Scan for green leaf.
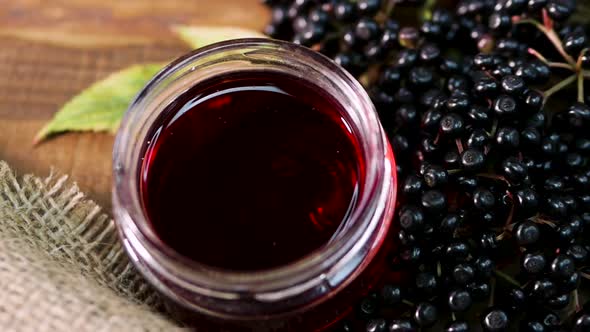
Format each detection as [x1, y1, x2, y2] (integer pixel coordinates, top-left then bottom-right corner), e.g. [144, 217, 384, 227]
[35, 63, 164, 143]
[172, 25, 266, 49]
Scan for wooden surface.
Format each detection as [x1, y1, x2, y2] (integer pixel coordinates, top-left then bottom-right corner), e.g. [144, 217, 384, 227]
[0, 1, 269, 210]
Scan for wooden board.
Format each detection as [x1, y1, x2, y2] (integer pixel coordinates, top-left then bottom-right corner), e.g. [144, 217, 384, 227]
[0, 1, 269, 210]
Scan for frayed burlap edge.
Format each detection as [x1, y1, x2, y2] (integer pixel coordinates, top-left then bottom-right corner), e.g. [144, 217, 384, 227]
[0, 161, 181, 331]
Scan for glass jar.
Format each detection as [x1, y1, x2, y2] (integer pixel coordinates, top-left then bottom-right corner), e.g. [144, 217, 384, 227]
[112, 39, 398, 331]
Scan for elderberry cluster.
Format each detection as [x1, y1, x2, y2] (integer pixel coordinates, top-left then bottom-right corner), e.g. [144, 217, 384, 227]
[263, 0, 589, 331]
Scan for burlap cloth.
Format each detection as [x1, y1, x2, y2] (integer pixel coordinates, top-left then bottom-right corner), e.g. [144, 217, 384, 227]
[0, 161, 182, 331]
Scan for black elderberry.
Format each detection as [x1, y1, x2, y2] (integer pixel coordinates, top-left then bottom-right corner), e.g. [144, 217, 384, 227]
[543, 176, 565, 192]
[446, 242, 471, 262]
[446, 92, 471, 112]
[564, 30, 587, 56]
[358, 296, 379, 319]
[444, 150, 461, 168]
[559, 271, 580, 292]
[520, 320, 545, 332]
[391, 134, 410, 155]
[452, 263, 475, 285]
[445, 321, 470, 332]
[473, 76, 500, 98]
[354, 17, 381, 42]
[389, 319, 417, 332]
[402, 175, 424, 196]
[366, 318, 387, 332]
[457, 175, 479, 192]
[493, 94, 518, 118]
[424, 165, 448, 187]
[440, 57, 461, 74]
[492, 63, 513, 79]
[378, 67, 401, 90]
[515, 221, 541, 246]
[333, 51, 366, 76]
[501, 156, 527, 183]
[489, 12, 512, 34]
[414, 302, 438, 327]
[409, 66, 434, 88]
[566, 244, 588, 264]
[468, 281, 491, 301]
[395, 87, 415, 104]
[440, 214, 462, 235]
[380, 26, 399, 50]
[394, 49, 418, 70]
[479, 232, 499, 251]
[514, 63, 539, 84]
[547, 293, 570, 310]
[496, 38, 523, 55]
[415, 272, 438, 296]
[398, 229, 416, 246]
[461, 149, 486, 170]
[380, 284, 402, 306]
[522, 251, 546, 274]
[550, 254, 575, 278]
[467, 105, 492, 126]
[481, 308, 509, 332]
[495, 126, 520, 149]
[448, 289, 472, 312]
[473, 188, 496, 211]
[546, 0, 575, 21]
[473, 53, 495, 70]
[399, 205, 425, 232]
[538, 310, 562, 329]
[574, 314, 590, 331]
[419, 43, 441, 63]
[529, 278, 557, 300]
[357, 0, 381, 16]
[421, 189, 447, 213]
[421, 137, 440, 156]
[447, 75, 471, 94]
[440, 113, 465, 137]
[467, 128, 490, 148]
[504, 287, 527, 312]
[520, 127, 541, 147]
[421, 21, 442, 41]
[567, 102, 590, 129]
[474, 256, 494, 278]
[502, 75, 527, 98]
[526, 111, 545, 128]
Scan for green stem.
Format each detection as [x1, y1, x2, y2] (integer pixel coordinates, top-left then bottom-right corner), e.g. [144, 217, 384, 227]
[420, 0, 437, 21]
[517, 19, 576, 67]
[578, 73, 584, 103]
[580, 271, 590, 280]
[543, 74, 577, 101]
[489, 277, 496, 307]
[577, 48, 589, 71]
[489, 118, 498, 137]
[384, 0, 396, 18]
[494, 270, 522, 288]
[528, 48, 574, 71]
[402, 299, 415, 307]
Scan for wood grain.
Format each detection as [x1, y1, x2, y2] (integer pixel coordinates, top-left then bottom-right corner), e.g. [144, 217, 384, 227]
[0, 0, 269, 210]
[0, 0, 269, 47]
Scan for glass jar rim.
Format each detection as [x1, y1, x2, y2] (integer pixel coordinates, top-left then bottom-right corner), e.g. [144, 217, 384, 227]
[113, 38, 396, 296]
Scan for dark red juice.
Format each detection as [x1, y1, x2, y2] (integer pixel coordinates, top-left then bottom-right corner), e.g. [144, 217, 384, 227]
[140, 71, 362, 271]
